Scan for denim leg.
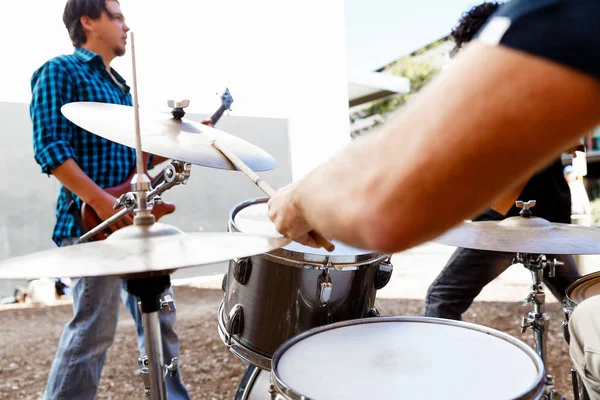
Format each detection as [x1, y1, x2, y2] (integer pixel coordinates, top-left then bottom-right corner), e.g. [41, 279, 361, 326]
[43, 276, 122, 400]
[424, 247, 515, 320]
[120, 282, 145, 355]
[121, 284, 190, 400]
[542, 254, 581, 302]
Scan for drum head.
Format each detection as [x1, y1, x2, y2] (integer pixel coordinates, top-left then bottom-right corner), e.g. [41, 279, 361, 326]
[567, 271, 600, 305]
[272, 317, 544, 400]
[231, 199, 379, 263]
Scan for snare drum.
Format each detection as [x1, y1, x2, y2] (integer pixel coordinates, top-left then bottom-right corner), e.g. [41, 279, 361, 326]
[563, 271, 600, 343]
[218, 198, 393, 370]
[270, 317, 546, 400]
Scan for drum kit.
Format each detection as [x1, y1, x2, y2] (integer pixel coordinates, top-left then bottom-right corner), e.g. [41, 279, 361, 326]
[4, 34, 600, 400]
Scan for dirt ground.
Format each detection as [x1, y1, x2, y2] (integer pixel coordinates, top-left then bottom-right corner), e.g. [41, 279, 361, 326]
[0, 286, 576, 399]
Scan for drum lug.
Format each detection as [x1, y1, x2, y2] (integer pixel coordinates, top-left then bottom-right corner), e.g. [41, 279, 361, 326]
[226, 304, 244, 345]
[563, 303, 572, 344]
[317, 268, 333, 306]
[374, 258, 393, 290]
[234, 258, 252, 285]
[367, 307, 380, 317]
[221, 272, 228, 292]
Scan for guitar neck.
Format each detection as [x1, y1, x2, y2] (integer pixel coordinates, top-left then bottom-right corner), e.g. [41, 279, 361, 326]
[210, 105, 227, 125]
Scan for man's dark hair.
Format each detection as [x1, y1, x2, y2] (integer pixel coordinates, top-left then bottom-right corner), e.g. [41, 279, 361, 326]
[451, 2, 501, 49]
[63, 0, 117, 47]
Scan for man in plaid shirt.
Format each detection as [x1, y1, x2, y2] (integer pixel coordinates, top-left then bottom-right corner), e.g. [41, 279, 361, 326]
[30, 1, 190, 398]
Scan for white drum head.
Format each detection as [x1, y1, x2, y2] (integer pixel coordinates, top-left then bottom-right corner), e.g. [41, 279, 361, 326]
[233, 201, 372, 258]
[274, 318, 543, 400]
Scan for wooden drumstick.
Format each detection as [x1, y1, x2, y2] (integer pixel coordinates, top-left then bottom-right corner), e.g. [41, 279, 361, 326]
[212, 140, 335, 252]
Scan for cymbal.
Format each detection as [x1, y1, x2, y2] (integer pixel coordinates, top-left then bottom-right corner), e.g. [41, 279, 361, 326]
[433, 215, 600, 255]
[0, 223, 290, 280]
[61, 102, 276, 171]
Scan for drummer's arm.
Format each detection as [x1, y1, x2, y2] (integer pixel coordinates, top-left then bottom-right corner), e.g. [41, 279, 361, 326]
[294, 43, 600, 252]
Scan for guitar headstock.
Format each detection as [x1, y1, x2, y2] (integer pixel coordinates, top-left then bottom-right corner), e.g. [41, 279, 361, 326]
[220, 88, 234, 111]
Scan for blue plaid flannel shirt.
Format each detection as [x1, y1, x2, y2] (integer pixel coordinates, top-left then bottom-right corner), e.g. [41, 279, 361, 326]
[30, 47, 150, 246]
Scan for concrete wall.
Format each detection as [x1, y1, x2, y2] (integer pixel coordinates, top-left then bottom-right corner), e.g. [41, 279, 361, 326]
[0, 101, 291, 296]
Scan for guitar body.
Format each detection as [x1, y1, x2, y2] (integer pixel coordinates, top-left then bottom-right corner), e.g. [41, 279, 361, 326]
[80, 88, 234, 241]
[81, 166, 176, 241]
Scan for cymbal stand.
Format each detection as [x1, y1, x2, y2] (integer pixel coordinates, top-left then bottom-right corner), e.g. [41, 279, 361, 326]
[126, 276, 178, 400]
[513, 252, 565, 400]
[85, 32, 183, 400]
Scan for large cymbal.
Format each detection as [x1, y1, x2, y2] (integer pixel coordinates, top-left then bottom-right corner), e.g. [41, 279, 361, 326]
[433, 215, 600, 255]
[61, 102, 276, 171]
[0, 223, 289, 280]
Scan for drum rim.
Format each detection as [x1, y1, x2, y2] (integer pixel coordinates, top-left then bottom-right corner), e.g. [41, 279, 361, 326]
[270, 316, 547, 400]
[565, 270, 600, 308]
[229, 198, 384, 264]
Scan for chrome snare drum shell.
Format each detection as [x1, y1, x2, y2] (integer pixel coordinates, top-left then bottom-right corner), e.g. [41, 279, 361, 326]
[219, 198, 393, 370]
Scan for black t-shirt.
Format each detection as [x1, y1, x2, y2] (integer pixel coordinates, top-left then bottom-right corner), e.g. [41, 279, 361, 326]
[476, 158, 571, 223]
[507, 158, 571, 223]
[471, 0, 599, 223]
[477, 0, 600, 80]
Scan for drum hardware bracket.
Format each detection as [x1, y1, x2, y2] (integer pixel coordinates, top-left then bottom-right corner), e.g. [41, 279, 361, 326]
[544, 374, 567, 400]
[317, 264, 333, 306]
[374, 257, 393, 290]
[160, 295, 176, 312]
[165, 357, 179, 378]
[562, 308, 572, 344]
[367, 307, 380, 317]
[234, 258, 252, 285]
[138, 363, 152, 397]
[226, 304, 245, 344]
[79, 159, 192, 243]
[221, 273, 228, 292]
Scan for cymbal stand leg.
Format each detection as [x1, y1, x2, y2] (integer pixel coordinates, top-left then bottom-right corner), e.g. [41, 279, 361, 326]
[126, 276, 172, 400]
[515, 253, 565, 399]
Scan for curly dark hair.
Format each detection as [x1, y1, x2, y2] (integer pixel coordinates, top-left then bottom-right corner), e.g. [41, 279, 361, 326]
[63, 0, 117, 47]
[451, 2, 502, 49]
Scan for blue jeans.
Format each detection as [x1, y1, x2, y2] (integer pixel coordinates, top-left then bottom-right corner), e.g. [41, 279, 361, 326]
[43, 238, 190, 400]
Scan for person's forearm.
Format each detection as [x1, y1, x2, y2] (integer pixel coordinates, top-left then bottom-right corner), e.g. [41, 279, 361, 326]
[296, 43, 600, 253]
[50, 159, 106, 208]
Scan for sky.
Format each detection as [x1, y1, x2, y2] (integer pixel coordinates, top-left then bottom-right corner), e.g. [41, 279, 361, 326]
[345, 0, 482, 73]
[0, 0, 481, 118]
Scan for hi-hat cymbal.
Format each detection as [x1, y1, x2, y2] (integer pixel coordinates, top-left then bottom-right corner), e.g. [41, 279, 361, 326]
[61, 102, 276, 171]
[0, 223, 289, 280]
[433, 215, 600, 255]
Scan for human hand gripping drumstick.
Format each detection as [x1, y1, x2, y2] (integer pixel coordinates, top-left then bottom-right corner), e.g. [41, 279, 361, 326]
[212, 140, 335, 252]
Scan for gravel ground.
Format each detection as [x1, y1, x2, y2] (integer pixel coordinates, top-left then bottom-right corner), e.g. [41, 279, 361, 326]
[0, 286, 576, 399]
